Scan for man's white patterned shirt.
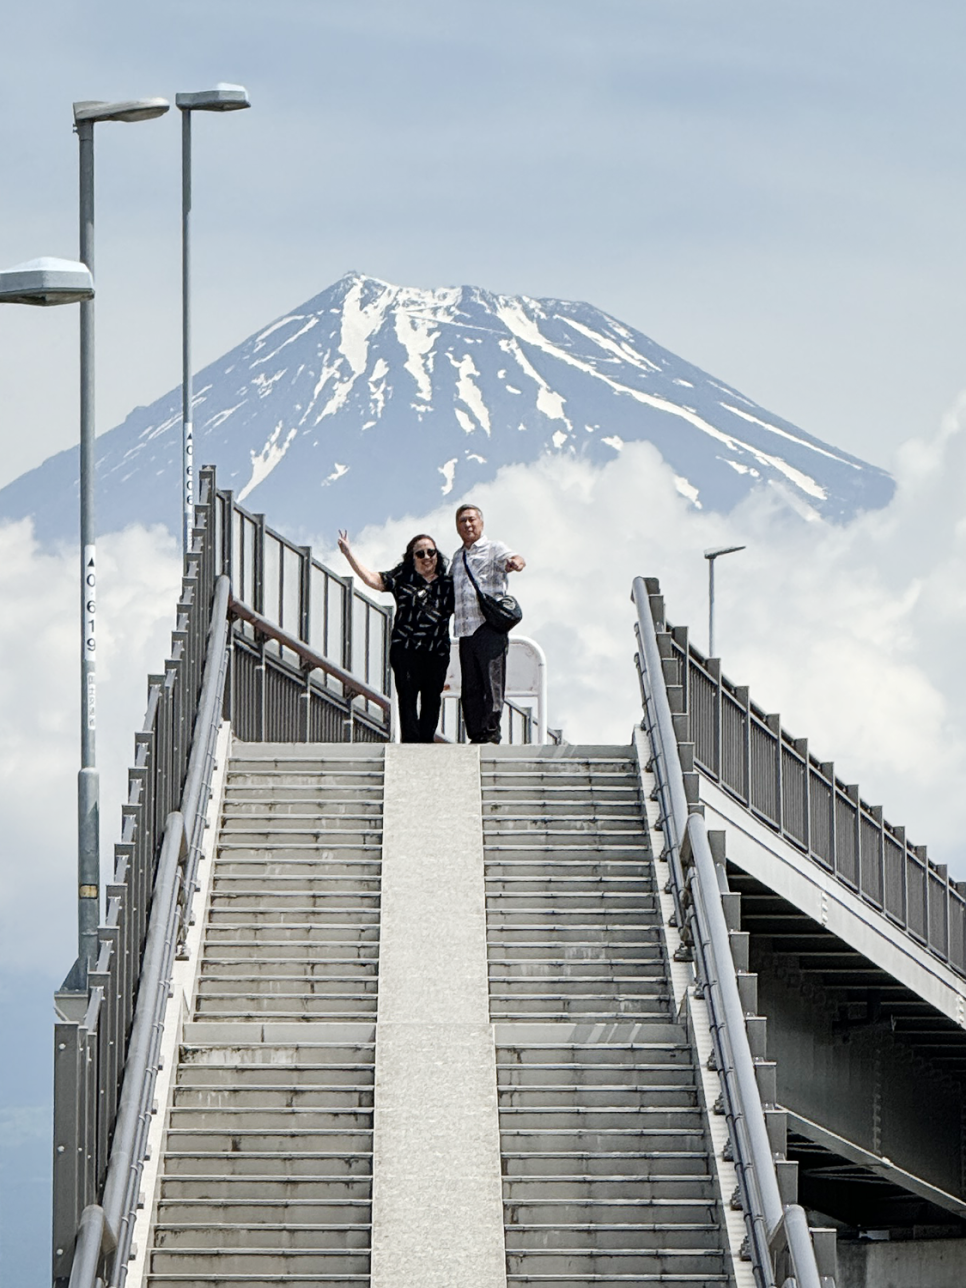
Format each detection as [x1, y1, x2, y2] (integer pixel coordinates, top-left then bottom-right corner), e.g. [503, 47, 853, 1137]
[452, 536, 513, 637]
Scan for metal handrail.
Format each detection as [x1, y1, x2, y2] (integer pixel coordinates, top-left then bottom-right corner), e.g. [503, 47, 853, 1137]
[229, 592, 391, 712]
[633, 575, 825, 1288]
[66, 577, 231, 1288]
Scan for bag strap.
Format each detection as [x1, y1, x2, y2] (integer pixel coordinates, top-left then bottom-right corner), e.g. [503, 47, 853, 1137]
[462, 549, 490, 613]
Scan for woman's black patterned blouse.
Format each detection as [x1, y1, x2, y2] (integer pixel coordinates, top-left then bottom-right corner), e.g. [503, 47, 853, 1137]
[380, 564, 454, 658]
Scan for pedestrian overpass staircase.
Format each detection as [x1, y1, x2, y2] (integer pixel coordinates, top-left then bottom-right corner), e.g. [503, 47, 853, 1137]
[135, 742, 748, 1286]
[51, 469, 966, 1288]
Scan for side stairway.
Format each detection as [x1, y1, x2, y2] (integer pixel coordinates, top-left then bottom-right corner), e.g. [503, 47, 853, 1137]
[483, 747, 736, 1286]
[144, 743, 384, 1287]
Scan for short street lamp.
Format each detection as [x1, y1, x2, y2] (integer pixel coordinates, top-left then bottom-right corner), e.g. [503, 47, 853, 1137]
[0, 256, 93, 982]
[0, 257, 93, 305]
[176, 84, 250, 553]
[704, 544, 746, 659]
[70, 95, 169, 981]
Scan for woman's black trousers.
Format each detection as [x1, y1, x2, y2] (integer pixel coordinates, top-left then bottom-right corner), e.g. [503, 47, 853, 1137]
[390, 643, 449, 743]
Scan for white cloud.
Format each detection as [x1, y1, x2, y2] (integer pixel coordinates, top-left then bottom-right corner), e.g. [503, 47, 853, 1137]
[0, 523, 181, 973]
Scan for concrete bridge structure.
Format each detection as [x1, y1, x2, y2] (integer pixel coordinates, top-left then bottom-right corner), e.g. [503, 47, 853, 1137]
[51, 469, 966, 1288]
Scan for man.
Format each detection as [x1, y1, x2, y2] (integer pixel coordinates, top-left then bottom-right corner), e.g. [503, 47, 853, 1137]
[452, 504, 526, 743]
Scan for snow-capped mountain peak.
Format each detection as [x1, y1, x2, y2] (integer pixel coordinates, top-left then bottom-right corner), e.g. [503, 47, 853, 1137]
[0, 271, 894, 542]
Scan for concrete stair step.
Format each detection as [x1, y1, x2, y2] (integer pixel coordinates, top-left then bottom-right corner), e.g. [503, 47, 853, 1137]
[193, 1004, 377, 1021]
[164, 1129, 372, 1153]
[200, 960, 378, 978]
[487, 876, 654, 893]
[226, 766, 383, 780]
[490, 1000, 669, 1020]
[489, 977, 667, 996]
[147, 1274, 369, 1288]
[163, 1153, 372, 1177]
[214, 861, 381, 878]
[213, 873, 381, 890]
[217, 834, 382, 850]
[500, 1108, 705, 1132]
[222, 800, 382, 816]
[180, 1042, 373, 1063]
[168, 1107, 372, 1131]
[484, 825, 646, 840]
[152, 1223, 370, 1250]
[215, 845, 381, 860]
[149, 1249, 370, 1275]
[481, 789, 640, 804]
[486, 921, 658, 939]
[487, 891, 654, 907]
[487, 864, 652, 880]
[489, 941, 662, 960]
[504, 1249, 728, 1276]
[483, 802, 643, 817]
[206, 909, 380, 926]
[202, 928, 379, 947]
[502, 1153, 711, 1178]
[485, 845, 650, 859]
[196, 977, 378, 996]
[505, 1200, 719, 1224]
[499, 1088, 697, 1110]
[157, 1200, 371, 1224]
[500, 1130, 710, 1153]
[177, 1067, 374, 1089]
[497, 1067, 695, 1089]
[160, 1177, 371, 1200]
[222, 785, 382, 802]
[505, 1224, 722, 1251]
[504, 1277, 728, 1287]
[496, 1044, 692, 1066]
[503, 1177, 717, 1202]
[490, 970, 666, 987]
[172, 1087, 373, 1109]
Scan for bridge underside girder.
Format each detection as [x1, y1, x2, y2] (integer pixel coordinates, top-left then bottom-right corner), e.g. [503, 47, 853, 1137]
[727, 863, 966, 1237]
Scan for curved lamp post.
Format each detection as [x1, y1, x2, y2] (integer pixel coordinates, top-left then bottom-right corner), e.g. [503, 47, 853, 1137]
[704, 544, 746, 659]
[69, 96, 169, 981]
[175, 84, 250, 553]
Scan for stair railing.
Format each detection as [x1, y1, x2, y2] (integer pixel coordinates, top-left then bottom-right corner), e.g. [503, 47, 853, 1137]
[633, 575, 829, 1288]
[63, 574, 230, 1288]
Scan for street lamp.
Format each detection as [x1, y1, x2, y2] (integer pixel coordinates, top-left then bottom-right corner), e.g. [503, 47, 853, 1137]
[0, 256, 94, 983]
[71, 96, 170, 981]
[704, 544, 746, 658]
[0, 257, 93, 305]
[175, 84, 250, 553]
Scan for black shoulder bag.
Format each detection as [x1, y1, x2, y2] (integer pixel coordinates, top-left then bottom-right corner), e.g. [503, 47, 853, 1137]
[462, 550, 522, 634]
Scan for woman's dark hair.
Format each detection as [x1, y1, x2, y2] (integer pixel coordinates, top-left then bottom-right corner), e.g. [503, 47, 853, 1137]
[401, 533, 447, 576]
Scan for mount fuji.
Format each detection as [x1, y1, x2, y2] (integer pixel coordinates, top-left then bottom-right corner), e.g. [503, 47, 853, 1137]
[0, 272, 894, 543]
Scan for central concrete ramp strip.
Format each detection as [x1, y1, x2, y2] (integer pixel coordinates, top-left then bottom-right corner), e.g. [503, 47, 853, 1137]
[372, 744, 507, 1288]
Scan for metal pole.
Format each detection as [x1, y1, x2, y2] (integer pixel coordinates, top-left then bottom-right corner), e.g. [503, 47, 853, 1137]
[181, 108, 193, 554]
[77, 120, 99, 978]
[708, 555, 715, 658]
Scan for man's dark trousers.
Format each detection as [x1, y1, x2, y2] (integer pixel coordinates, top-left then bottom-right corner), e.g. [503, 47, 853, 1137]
[459, 624, 507, 743]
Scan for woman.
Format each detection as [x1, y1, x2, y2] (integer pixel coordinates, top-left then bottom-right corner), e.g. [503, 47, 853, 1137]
[338, 530, 454, 743]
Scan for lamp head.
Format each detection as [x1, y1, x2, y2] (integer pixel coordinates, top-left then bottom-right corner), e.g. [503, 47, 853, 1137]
[176, 84, 250, 112]
[704, 545, 746, 561]
[0, 258, 94, 306]
[73, 98, 170, 124]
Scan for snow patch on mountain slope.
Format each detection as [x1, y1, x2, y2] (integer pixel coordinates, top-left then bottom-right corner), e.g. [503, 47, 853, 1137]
[238, 423, 298, 502]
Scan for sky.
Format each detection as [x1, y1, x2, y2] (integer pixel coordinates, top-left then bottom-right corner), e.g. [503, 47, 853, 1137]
[3, 2, 966, 1283]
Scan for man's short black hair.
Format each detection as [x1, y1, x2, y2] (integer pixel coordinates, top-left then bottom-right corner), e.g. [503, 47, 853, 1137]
[456, 503, 483, 521]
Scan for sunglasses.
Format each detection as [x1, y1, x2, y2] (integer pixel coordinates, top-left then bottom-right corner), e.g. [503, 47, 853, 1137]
[414, 547, 437, 559]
